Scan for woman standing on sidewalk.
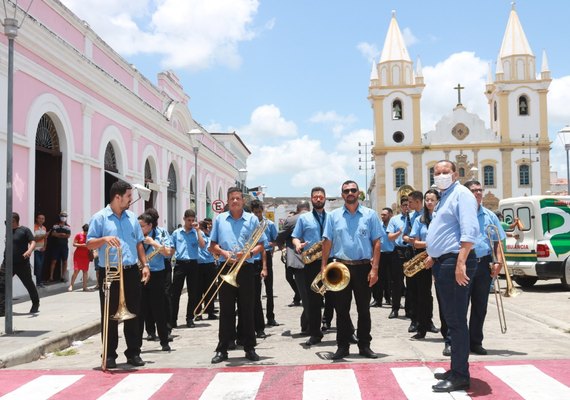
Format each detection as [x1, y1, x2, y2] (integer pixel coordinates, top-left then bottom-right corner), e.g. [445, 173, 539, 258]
[69, 224, 90, 291]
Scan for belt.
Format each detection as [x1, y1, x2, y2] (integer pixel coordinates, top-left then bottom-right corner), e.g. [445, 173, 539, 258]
[123, 263, 138, 270]
[336, 259, 370, 266]
[432, 251, 475, 263]
[176, 259, 195, 265]
[476, 254, 492, 263]
[395, 245, 412, 250]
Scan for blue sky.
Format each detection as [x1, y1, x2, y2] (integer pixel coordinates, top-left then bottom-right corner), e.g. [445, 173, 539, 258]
[61, 0, 570, 198]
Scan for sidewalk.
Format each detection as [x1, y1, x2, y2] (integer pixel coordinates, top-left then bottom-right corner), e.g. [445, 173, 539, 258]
[0, 282, 100, 368]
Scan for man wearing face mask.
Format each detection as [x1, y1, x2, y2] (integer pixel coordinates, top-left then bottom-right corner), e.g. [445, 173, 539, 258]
[47, 211, 71, 283]
[425, 160, 479, 393]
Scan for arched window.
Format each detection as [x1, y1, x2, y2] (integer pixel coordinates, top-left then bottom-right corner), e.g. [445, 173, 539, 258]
[459, 167, 465, 178]
[518, 95, 529, 116]
[167, 164, 177, 232]
[483, 165, 495, 187]
[392, 99, 403, 120]
[144, 159, 155, 209]
[429, 167, 435, 187]
[493, 101, 497, 122]
[519, 164, 530, 186]
[395, 167, 406, 188]
[36, 114, 60, 153]
[104, 143, 118, 173]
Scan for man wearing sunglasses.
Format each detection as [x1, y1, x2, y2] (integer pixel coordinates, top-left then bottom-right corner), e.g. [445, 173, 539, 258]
[321, 180, 383, 360]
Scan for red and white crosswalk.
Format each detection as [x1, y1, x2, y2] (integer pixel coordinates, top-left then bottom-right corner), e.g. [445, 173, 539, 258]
[1, 360, 569, 399]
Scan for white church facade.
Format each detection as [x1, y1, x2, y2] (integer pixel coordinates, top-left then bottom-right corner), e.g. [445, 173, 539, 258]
[368, 5, 551, 211]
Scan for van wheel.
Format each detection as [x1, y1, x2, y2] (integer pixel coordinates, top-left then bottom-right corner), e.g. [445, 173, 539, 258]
[514, 277, 538, 288]
[561, 259, 570, 291]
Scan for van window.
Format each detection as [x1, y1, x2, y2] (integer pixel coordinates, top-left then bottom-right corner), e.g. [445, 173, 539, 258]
[503, 208, 515, 231]
[517, 207, 531, 231]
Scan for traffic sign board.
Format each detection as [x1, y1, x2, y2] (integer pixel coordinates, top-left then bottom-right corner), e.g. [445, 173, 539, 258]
[212, 199, 225, 213]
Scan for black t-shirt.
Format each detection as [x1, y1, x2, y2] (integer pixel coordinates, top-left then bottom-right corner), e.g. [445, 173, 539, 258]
[51, 223, 71, 247]
[7, 226, 34, 265]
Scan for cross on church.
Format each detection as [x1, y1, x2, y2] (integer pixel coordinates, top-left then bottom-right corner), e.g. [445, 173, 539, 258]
[454, 83, 464, 106]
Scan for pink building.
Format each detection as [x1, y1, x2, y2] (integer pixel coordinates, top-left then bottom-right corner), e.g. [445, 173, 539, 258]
[0, 0, 249, 288]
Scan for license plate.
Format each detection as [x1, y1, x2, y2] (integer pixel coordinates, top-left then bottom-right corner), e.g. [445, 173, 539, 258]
[512, 268, 525, 276]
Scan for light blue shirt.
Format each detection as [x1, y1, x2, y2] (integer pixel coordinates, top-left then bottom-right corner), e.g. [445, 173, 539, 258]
[380, 221, 395, 252]
[264, 219, 278, 251]
[387, 211, 417, 247]
[410, 212, 430, 242]
[171, 227, 200, 261]
[210, 211, 264, 263]
[87, 205, 144, 266]
[198, 233, 215, 264]
[473, 206, 506, 258]
[322, 204, 382, 260]
[426, 181, 480, 258]
[144, 226, 172, 271]
[292, 210, 326, 248]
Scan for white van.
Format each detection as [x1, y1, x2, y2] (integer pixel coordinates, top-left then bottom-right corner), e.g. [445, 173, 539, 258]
[499, 195, 570, 290]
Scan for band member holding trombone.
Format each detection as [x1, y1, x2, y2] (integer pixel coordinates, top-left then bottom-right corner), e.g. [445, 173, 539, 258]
[208, 187, 265, 364]
[321, 180, 382, 360]
[87, 180, 150, 369]
[464, 180, 506, 355]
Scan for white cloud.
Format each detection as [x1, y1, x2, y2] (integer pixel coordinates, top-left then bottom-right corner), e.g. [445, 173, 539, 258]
[309, 111, 357, 137]
[61, 0, 262, 70]
[548, 75, 570, 128]
[421, 51, 489, 131]
[357, 42, 378, 62]
[402, 27, 418, 47]
[239, 104, 298, 141]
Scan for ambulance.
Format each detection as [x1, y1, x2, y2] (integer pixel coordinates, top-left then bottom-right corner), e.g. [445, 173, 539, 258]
[499, 196, 570, 290]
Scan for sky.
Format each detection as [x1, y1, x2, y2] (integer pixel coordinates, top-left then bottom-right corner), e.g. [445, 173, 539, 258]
[59, 0, 570, 198]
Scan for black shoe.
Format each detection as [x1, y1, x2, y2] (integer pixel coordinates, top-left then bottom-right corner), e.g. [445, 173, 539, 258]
[29, 304, 39, 314]
[305, 336, 322, 346]
[434, 370, 452, 380]
[256, 331, 267, 339]
[126, 355, 145, 367]
[321, 321, 331, 332]
[388, 310, 398, 319]
[411, 332, 426, 340]
[194, 315, 203, 321]
[432, 378, 470, 392]
[369, 300, 380, 307]
[408, 322, 418, 333]
[471, 345, 488, 355]
[145, 334, 157, 341]
[161, 344, 171, 351]
[288, 301, 301, 307]
[331, 347, 349, 360]
[349, 333, 358, 344]
[266, 319, 279, 326]
[187, 320, 195, 328]
[358, 347, 378, 359]
[208, 314, 218, 320]
[428, 322, 440, 334]
[442, 344, 452, 357]
[245, 349, 260, 361]
[211, 352, 228, 364]
[104, 358, 117, 369]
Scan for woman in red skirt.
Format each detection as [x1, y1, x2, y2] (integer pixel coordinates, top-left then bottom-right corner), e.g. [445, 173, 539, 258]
[69, 224, 91, 291]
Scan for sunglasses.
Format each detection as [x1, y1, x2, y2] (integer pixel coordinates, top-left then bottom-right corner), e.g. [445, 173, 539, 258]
[342, 188, 358, 194]
[470, 189, 483, 193]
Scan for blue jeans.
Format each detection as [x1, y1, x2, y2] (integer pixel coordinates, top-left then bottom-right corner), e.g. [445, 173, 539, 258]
[34, 250, 45, 285]
[432, 253, 477, 380]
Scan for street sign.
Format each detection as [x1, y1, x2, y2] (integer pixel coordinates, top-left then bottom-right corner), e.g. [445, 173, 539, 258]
[212, 199, 225, 213]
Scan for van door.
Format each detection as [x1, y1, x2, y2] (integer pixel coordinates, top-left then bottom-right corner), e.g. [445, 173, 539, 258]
[502, 203, 537, 281]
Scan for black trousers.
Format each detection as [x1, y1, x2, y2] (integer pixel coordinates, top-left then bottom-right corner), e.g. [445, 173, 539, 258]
[98, 266, 142, 360]
[253, 260, 265, 332]
[304, 260, 324, 338]
[293, 268, 309, 331]
[373, 251, 393, 303]
[215, 263, 256, 353]
[264, 250, 275, 321]
[332, 263, 372, 349]
[170, 260, 199, 325]
[196, 262, 217, 315]
[285, 264, 301, 303]
[390, 249, 406, 311]
[140, 269, 169, 345]
[412, 267, 433, 333]
[163, 259, 173, 327]
[0, 261, 40, 312]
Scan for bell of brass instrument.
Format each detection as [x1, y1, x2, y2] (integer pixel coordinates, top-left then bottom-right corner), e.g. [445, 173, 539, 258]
[102, 246, 136, 371]
[402, 250, 428, 278]
[311, 260, 350, 296]
[302, 240, 323, 264]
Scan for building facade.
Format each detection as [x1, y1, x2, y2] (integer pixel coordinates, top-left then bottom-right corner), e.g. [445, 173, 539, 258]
[368, 6, 551, 212]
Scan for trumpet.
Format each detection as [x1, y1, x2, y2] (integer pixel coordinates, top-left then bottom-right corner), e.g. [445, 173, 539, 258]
[102, 246, 136, 371]
[403, 251, 428, 277]
[311, 260, 350, 296]
[193, 219, 268, 318]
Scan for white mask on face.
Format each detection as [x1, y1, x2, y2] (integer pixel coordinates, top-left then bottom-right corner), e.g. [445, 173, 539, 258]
[434, 173, 453, 190]
[60, 217, 67, 222]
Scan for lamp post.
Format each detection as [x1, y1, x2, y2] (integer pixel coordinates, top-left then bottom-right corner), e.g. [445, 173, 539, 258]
[238, 168, 248, 192]
[358, 141, 374, 200]
[188, 128, 202, 214]
[558, 126, 570, 194]
[2, 0, 35, 334]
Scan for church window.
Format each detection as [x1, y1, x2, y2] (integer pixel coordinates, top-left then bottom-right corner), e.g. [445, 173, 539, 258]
[395, 168, 406, 188]
[392, 65, 400, 85]
[483, 165, 495, 187]
[516, 59, 525, 80]
[519, 165, 530, 186]
[392, 131, 404, 143]
[392, 99, 403, 120]
[459, 167, 465, 178]
[493, 101, 497, 122]
[429, 167, 434, 187]
[518, 95, 529, 116]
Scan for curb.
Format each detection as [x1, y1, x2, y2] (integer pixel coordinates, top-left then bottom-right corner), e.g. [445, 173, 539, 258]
[0, 320, 100, 369]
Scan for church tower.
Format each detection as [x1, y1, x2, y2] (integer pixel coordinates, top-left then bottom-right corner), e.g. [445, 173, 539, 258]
[485, 3, 551, 197]
[369, 11, 424, 208]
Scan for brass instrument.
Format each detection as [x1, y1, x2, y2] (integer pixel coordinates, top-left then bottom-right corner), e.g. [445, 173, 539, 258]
[302, 240, 323, 264]
[403, 251, 428, 278]
[396, 185, 414, 212]
[137, 245, 163, 269]
[102, 246, 136, 371]
[193, 219, 268, 318]
[311, 260, 350, 296]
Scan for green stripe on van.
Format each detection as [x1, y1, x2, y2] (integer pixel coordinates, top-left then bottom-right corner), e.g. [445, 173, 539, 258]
[504, 253, 537, 262]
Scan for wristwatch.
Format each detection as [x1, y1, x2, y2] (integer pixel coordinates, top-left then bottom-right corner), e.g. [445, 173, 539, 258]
[249, 250, 254, 258]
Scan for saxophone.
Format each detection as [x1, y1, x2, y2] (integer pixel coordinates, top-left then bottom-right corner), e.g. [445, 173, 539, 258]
[402, 250, 428, 277]
[301, 240, 323, 264]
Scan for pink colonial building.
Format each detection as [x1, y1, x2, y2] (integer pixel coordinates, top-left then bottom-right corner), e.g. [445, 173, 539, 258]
[0, 0, 249, 288]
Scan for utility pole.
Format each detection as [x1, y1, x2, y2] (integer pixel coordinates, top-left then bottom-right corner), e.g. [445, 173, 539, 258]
[358, 141, 374, 200]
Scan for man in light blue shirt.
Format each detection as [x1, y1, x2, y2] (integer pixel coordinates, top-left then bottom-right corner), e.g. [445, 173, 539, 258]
[321, 180, 382, 360]
[425, 160, 479, 393]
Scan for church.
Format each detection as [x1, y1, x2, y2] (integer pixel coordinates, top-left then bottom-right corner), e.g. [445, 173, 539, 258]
[368, 5, 551, 211]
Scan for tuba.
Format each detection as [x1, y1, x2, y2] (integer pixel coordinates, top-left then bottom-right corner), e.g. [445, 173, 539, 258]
[396, 185, 414, 212]
[402, 250, 428, 277]
[301, 240, 323, 264]
[311, 260, 350, 296]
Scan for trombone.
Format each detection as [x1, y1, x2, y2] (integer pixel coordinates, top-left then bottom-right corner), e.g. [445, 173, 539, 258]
[193, 219, 268, 318]
[102, 246, 136, 371]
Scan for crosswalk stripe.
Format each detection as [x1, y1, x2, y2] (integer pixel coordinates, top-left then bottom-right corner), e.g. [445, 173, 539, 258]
[0, 375, 83, 400]
[391, 367, 471, 400]
[199, 372, 264, 400]
[97, 373, 172, 400]
[303, 369, 361, 400]
[486, 364, 570, 400]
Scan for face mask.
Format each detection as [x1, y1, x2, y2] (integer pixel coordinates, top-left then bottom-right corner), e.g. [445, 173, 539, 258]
[60, 217, 67, 222]
[434, 173, 453, 190]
